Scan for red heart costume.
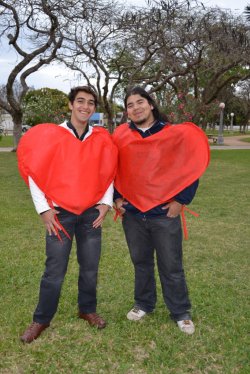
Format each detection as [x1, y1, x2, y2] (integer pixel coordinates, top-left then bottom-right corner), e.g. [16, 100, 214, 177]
[113, 122, 210, 212]
[17, 123, 117, 214]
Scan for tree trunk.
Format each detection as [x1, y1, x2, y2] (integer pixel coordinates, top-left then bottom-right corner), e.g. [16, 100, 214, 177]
[12, 112, 23, 151]
[104, 102, 115, 134]
[119, 112, 128, 125]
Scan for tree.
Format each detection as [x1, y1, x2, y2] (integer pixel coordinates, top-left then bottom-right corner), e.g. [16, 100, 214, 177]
[1, 0, 248, 139]
[59, 0, 249, 130]
[244, 4, 250, 22]
[0, 0, 63, 149]
[231, 81, 250, 132]
[22, 88, 69, 126]
[55, 0, 205, 131]
[56, 0, 130, 132]
[127, 5, 250, 126]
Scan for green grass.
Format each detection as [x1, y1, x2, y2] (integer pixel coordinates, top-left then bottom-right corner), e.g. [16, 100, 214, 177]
[205, 130, 249, 137]
[0, 151, 249, 373]
[0, 135, 14, 147]
[240, 137, 250, 143]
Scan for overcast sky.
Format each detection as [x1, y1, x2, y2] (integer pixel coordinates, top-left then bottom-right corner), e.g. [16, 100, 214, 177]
[131, 0, 247, 11]
[0, 0, 248, 94]
[192, 0, 247, 11]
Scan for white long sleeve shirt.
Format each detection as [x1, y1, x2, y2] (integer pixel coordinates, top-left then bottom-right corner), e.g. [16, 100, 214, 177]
[29, 121, 114, 214]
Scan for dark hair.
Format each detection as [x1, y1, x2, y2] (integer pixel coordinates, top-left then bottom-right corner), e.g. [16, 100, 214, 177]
[68, 86, 98, 106]
[124, 86, 168, 122]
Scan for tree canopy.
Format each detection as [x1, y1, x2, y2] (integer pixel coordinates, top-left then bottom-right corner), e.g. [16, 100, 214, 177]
[23, 88, 69, 126]
[0, 0, 249, 143]
[0, 0, 63, 148]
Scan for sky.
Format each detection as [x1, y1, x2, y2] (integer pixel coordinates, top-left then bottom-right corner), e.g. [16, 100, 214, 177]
[204, 0, 247, 11]
[0, 0, 248, 94]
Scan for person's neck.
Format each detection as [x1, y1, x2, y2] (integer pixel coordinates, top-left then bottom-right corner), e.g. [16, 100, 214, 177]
[135, 119, 156, 129]
[71, 120, 88, 137]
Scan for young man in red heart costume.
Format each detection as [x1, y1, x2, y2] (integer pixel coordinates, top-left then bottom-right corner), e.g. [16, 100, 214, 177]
[113, 87, 210, 335]
[18, 86, 117, 343]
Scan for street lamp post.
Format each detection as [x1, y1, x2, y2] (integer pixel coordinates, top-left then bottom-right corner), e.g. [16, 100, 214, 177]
[218, 102, 225, 145]
[230, 112, 234, 132]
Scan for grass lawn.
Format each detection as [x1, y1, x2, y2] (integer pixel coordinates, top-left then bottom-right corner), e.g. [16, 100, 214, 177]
[205, 130, 250, 138]
[0, 135, 15, 147]
[240, 137, 250, 143]
[0, 151, 249, 373]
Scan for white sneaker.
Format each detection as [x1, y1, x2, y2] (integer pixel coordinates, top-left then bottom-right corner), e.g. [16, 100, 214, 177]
[127, 307, 147, 321]
[177, 319, 195, 335]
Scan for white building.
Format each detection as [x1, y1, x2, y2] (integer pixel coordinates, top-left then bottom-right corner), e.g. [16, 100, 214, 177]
[0, 110, 14, 133]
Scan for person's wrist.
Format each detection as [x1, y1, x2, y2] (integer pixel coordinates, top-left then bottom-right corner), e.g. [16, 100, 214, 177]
[100, 203, 112, 211]
[40, 209, 51, 215]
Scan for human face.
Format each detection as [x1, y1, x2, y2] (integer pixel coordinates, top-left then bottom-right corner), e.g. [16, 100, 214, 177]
[69, 91, 96, 127]
[126, 94, 154, 128]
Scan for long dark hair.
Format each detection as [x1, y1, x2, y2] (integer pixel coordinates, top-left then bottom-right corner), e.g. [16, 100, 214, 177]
[124, 86, 168, 122]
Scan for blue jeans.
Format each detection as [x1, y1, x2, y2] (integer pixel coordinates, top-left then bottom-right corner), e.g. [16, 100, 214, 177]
[122, 212, 191, 321]
[33, 206, 102, 324]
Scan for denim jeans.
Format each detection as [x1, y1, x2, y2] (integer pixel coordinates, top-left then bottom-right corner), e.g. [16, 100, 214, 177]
[122, 212, 191, 321]
[33, 206, 101, 324]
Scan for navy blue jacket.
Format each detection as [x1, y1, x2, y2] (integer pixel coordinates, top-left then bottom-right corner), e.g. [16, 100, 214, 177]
[114, 120, 199, 217]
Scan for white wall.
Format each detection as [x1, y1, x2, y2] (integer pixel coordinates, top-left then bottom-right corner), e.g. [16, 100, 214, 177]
[0, 112, 14, 131]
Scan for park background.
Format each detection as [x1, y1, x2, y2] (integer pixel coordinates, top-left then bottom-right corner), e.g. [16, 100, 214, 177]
[0, 0, 249, 148]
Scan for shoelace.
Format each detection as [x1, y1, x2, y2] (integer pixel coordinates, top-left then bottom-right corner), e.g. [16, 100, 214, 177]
[132, 307, 141, 314]
[182, 320, 191, 325]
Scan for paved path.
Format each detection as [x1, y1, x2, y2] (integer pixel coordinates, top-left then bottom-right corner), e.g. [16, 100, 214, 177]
[223, 135, 250, 146]
[0, 147, 14, 152]
[209, 135, 250, 150]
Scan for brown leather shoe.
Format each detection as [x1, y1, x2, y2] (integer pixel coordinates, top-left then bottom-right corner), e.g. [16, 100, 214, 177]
[20, 322, 50, 343]
[79, 312, 106, 329]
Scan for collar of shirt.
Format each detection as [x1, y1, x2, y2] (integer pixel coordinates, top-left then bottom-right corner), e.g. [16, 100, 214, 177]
[129, 120, 166, 138]
[66, 121, 89, 141]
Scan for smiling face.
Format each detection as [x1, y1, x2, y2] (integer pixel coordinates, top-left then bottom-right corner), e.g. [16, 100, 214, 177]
[126, 94, 155, 128]
[69, 91, 96, 128]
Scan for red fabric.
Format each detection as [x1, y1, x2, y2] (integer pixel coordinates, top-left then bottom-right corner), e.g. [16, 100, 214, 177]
[181, 206, 199, 240]
[17, 123, 117, 214]
[113, 122, 210, 212]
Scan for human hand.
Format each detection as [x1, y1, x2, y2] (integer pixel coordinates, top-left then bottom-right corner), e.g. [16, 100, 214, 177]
[162, 201, 182, 218]
[93, 204, 110, 228]
[114, 198, 128, 215]
[40, 209, 61, 235]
